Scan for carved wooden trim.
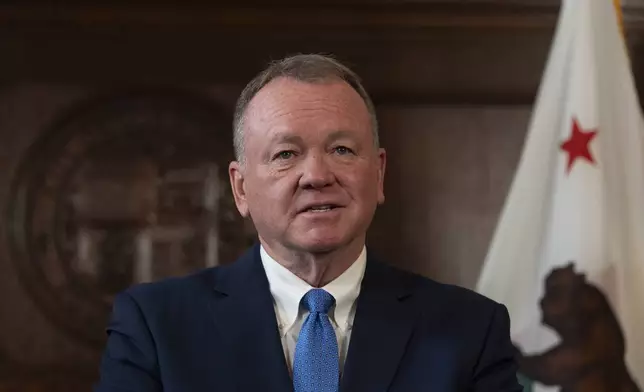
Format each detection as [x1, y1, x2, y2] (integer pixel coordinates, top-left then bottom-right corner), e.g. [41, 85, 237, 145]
[0, 4, 561, 30]
[3, 4, 644, 32]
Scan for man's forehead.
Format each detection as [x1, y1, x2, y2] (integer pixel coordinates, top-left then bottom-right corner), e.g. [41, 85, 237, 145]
[267, 129, 358, 144]
[249, 77, 361, 109]
[244, 79, 367, 126]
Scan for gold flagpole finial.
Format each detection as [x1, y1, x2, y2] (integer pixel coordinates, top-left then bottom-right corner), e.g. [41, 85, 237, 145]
[614, 0, 624, 35]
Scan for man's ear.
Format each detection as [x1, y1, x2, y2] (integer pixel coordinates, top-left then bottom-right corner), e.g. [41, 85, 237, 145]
[377, 148, 386, 204]
[229, 160, 250, 217]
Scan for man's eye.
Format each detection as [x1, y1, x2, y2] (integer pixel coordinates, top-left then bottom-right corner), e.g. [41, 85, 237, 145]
[334, 146, 354, 155]
[274, 150, 295, 160]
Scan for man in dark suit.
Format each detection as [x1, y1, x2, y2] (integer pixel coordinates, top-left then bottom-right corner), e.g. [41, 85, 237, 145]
[95, 54, 522, 392]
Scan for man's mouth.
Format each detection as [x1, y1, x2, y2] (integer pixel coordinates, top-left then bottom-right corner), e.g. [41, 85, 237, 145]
[301, 204, 342, 213]
[307, 205, 336, 213]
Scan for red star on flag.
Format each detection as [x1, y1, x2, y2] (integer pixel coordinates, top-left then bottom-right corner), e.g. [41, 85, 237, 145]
[560, 117, 598, 173]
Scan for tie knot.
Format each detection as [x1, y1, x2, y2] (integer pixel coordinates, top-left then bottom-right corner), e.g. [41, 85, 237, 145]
[302, 289, 335, 314]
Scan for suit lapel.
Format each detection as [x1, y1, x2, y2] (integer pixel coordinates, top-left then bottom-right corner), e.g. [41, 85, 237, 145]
[340, 256, 417, 392]
[209, 245, 292, 392]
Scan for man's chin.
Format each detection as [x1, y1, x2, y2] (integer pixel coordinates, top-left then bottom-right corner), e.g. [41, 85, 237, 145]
[291, 237, 346, 254]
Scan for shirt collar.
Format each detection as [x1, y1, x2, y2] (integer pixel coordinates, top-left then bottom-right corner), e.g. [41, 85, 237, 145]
[260, 245, 367, 332]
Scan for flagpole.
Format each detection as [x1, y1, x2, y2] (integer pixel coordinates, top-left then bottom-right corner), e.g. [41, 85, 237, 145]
[613, 0, 624, 36]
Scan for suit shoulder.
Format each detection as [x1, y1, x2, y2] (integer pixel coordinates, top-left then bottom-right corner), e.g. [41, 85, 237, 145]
[383, 262, 502, 313]
[382, 265, 507, 337]
[420, 276, 500, 310]
[121, 265, 222, 308]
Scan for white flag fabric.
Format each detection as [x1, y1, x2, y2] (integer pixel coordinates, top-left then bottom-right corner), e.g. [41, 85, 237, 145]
[476, 0, 644, 391]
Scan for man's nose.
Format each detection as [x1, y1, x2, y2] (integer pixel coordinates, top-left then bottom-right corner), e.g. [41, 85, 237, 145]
[299, 153, 335, 189]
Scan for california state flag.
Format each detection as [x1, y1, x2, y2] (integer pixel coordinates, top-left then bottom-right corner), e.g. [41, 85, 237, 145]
[475, 0, 644, 391]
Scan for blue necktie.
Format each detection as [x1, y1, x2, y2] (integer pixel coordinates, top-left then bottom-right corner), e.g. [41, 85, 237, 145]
[293, 289, 339, 392]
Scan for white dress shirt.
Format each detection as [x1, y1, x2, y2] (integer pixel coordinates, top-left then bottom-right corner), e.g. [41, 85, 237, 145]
[260, 245, 367, 374]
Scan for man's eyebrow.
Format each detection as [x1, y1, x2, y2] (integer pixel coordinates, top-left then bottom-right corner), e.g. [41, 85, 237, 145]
[326, 130, 356, 142]
[268, 132, 304, 145]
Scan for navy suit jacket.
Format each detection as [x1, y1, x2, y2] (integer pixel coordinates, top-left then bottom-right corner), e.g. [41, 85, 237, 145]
[95, 245, 521, 391]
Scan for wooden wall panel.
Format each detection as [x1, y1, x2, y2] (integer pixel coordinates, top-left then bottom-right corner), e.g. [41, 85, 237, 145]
[370, 105, 529, 288]
[0, 26, 554, 103]
[0, 86, 100, 390]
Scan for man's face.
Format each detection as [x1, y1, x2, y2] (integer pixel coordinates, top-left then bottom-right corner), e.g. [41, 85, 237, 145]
[229, 77, 386, 255]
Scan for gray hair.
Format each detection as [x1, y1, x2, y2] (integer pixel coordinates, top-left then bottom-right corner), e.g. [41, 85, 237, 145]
[232, 54, 379, 162]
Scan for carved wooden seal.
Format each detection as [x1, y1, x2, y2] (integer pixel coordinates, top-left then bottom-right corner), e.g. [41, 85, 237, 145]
[6, 90, 256, 348]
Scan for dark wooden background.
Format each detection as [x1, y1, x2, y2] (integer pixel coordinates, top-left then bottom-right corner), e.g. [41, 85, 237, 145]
[1, 0, 644, 389]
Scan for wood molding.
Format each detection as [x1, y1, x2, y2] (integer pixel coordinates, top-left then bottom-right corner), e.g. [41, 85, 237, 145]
[3, 3, 644, 31]
[0, 4, 562, 30]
